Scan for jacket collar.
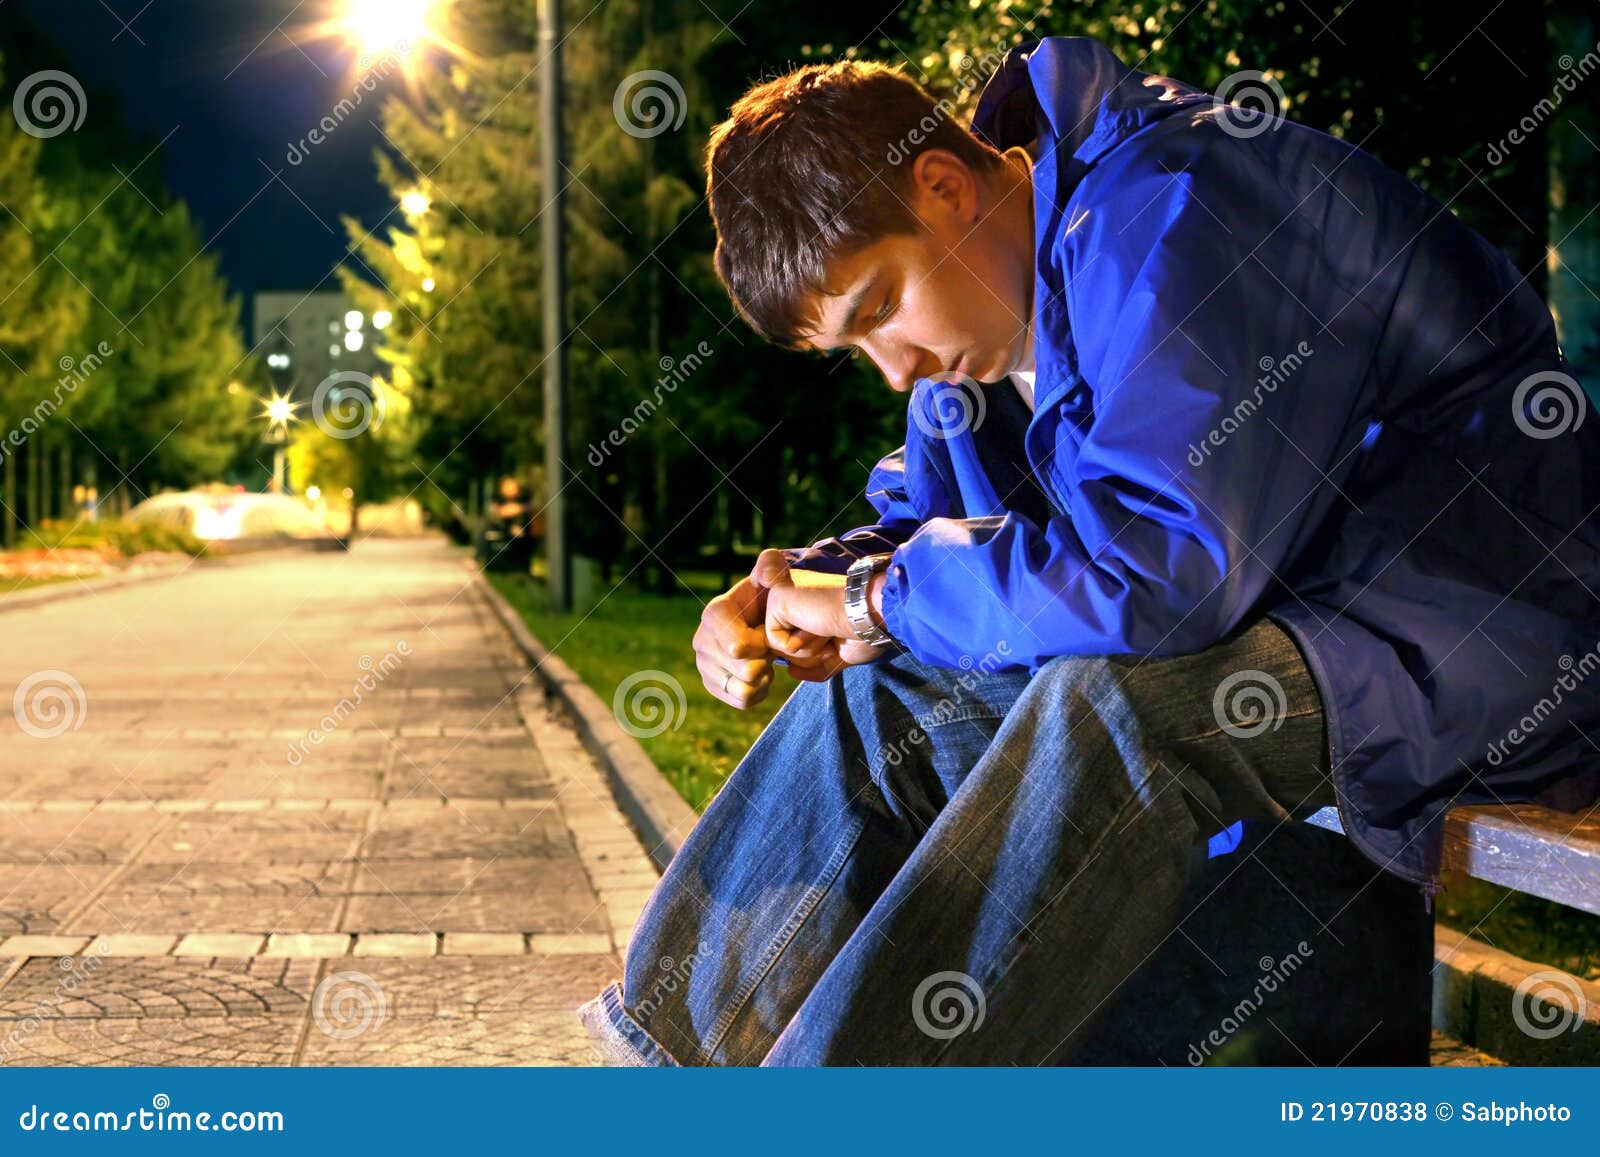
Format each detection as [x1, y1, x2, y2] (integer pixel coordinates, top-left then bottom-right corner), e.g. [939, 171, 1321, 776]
[971, 36, 1212, 192]
[969, 39, 1213, 417]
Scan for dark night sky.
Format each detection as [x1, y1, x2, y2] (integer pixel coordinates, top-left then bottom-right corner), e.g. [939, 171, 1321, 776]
[11, 0, 393, 303]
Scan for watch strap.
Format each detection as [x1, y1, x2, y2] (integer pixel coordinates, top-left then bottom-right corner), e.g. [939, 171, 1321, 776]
[844, 554, 895, 648]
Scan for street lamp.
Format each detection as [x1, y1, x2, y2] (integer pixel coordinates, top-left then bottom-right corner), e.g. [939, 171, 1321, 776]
[540, 0, 571, 610]
[344, 0, 435, 56]
[323, 0, 572, 604]
[260, 390, 300, 493]
[264, 394, 295, 427]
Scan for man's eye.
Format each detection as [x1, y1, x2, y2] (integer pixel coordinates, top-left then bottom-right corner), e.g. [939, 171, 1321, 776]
[873, 299, 897, 326]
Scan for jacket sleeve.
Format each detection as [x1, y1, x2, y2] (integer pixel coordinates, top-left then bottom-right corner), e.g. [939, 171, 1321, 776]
[878, 145, 1385, 668]
[783, 443, 950, 575]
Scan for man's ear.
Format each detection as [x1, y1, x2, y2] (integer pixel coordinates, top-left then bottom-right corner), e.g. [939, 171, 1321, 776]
[908, 148, 979, 226]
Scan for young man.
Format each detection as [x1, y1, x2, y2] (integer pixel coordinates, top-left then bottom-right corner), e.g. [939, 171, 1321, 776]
[579, 36, 1600, 1065]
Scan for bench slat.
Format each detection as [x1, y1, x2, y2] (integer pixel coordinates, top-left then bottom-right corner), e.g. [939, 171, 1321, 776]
[1301, 804, 1600, 916]
[1441, 804, 1600, 917]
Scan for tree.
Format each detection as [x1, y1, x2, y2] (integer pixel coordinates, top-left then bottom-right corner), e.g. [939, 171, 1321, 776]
[0, 15, 259, 532]
[347, 0, 909, 588]
[0, 53, 86, 544]
[41, 155, 258, 507]
[904, 0, 1551, 279]
[343, 0, 546, 536]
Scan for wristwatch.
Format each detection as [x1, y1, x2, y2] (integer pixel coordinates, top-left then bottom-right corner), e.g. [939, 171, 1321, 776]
[844, 553, 896, 648]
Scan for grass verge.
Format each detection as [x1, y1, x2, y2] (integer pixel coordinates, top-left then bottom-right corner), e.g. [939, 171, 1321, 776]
[1438, 872, 1600, 982]
[0, 574, 85, 595]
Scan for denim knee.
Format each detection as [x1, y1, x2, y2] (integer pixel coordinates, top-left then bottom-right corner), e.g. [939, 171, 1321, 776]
[834, 650, 1031, 816]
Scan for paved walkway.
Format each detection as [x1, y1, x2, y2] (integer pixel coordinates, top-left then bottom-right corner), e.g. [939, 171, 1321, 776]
[0, 538, 653, 1065]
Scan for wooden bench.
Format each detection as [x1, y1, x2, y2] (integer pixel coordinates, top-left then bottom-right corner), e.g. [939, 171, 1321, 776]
[1304, 803, 1600, 915]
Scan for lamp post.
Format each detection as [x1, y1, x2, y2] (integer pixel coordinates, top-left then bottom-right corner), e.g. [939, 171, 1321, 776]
[539, 0, 570, 611]
[262, 392, 298, 493]
[329, 0, 569, 604]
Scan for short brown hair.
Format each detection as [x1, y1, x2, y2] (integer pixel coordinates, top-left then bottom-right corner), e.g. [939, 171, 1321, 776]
[705, 61, 1003, 348]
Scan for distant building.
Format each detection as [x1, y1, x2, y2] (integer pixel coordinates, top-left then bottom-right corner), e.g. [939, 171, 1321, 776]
[252, 289, 391, 401]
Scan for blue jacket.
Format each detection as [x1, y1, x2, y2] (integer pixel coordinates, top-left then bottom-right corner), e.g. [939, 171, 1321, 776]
[786, 37, 1600, 893]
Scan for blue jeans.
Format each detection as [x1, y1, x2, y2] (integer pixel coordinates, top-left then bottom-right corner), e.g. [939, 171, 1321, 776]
[578, 616, 1337, 1065]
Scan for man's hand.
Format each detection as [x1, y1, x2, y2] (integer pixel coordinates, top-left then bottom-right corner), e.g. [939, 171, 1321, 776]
[765, 569, 892, 683]
[694, 549, 894, 707]
[691, 548, 798, 709]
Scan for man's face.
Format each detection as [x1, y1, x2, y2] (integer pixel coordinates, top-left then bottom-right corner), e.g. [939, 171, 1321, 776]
[800, 148, 1034, 392]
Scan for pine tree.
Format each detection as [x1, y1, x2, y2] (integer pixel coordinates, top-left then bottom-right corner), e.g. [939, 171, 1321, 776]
[0, 51, 86, 543]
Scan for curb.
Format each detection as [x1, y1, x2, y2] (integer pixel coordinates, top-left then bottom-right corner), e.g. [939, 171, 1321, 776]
[1433, 926, 1600, 1065]
[473, 570, 700, 873]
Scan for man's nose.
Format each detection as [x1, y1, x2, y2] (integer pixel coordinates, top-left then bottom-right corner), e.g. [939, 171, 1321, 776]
[862, 339, 940, 394]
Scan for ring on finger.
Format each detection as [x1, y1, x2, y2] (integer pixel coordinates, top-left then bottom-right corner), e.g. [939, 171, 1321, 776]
[722, 670, 734, 694]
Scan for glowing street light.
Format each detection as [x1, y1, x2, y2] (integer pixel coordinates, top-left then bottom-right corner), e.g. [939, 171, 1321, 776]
[421, 277, 435, 293]
[260, 390, 300, 493]
[372, 309, 392, 330]
[400, 189, 430, 217]
[263, 392, 298, 429]
[344, 0, 434, 57]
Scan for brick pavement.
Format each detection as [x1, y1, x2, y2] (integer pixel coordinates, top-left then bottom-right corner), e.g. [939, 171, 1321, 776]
[0, 539, 655, 1065]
